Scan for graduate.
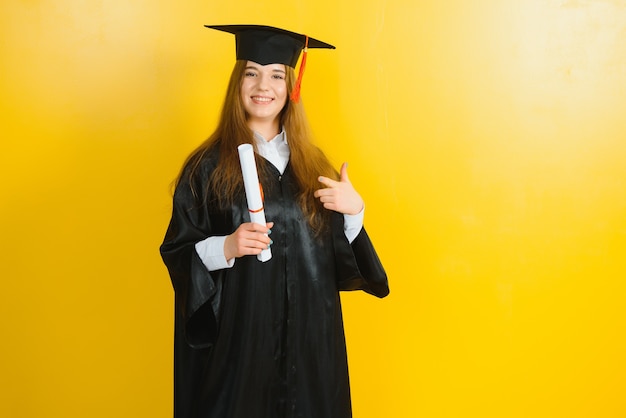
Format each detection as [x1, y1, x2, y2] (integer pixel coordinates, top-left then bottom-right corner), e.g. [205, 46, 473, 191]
[160, 24, 389, 418]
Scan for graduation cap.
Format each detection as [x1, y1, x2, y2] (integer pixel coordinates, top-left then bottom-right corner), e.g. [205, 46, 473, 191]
[205, 24, 335, 102]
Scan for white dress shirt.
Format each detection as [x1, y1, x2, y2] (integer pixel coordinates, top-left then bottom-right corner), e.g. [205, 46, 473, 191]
[195, 130, 364, 271]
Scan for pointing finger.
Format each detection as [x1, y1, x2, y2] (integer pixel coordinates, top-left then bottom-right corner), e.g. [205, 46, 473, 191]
[317, 175, 338, 188]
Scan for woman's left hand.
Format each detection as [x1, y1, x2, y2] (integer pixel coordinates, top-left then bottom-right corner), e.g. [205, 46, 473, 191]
[314, 162, 364, 215]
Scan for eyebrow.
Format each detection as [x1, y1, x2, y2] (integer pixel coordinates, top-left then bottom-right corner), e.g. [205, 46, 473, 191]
[245, 65, 286, 74]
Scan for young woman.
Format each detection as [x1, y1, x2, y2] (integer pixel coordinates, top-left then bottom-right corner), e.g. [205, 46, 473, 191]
[160, 25, 389, 418]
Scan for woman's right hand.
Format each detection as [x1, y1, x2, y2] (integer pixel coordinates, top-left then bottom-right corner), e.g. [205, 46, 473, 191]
[224, 222, 274, 260]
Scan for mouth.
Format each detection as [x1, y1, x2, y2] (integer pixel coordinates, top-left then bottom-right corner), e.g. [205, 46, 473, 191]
[251, 96, 274, 103]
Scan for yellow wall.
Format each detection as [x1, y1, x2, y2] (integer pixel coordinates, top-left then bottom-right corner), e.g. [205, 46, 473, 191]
[2, 1, 625, 417]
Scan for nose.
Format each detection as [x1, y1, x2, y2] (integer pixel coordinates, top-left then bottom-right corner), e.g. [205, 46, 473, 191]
[257, 73, 270, 90]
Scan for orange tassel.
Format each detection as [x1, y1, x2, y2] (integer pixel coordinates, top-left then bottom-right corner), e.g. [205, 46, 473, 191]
[290, 35, 309, 103]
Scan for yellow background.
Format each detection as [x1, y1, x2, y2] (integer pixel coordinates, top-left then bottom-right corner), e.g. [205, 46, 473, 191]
[2, 0, 625, 417]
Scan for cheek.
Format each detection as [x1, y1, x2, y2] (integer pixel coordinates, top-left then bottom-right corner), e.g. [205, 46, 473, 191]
[240, 80, 252, 96]
[275, 81, 288, 98]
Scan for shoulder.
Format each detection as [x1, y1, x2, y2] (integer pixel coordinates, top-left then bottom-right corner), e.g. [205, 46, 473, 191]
[181, 146, 220, 181]
[173, 146, 220, 199]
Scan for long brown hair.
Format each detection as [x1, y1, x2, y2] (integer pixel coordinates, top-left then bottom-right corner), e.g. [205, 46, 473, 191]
[179, 60, 337, 233]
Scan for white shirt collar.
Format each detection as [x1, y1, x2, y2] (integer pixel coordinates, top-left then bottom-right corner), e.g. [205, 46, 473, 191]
[253, 128, 290, 174]
[253, 128, 287, 145]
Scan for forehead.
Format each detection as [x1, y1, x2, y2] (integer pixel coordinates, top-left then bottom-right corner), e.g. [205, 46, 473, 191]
[245, 61, 286, 72]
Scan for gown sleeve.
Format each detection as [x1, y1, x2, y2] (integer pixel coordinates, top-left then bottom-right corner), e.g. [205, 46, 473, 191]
[331, 212, 390, 298]
[159, 161, 225, 349]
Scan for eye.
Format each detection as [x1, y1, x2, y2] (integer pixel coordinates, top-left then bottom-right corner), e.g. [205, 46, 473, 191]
[272, 74, 285, 80]
[244, 71, 257, 78]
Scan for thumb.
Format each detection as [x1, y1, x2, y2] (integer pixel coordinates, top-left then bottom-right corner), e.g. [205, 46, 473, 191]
[340, 162, 350, 183]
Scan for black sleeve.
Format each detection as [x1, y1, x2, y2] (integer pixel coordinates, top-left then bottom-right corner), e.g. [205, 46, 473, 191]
[332, 213, 390, 298]
[159, 166, 224, 349]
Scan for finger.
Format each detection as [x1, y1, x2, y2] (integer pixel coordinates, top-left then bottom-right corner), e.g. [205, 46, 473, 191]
[317, 175, 338, 188]
[251, 237, 272, 249]
[249, 222, 272, 233]
[322, 202, 338, 211]
[242, 236, 271, 251]
[240, 243, 264, 256]
[250, 229, 273, 243]
[314, 188, 332, 197]
[339, 162, 350, 183]
[240, 222, 258, 232]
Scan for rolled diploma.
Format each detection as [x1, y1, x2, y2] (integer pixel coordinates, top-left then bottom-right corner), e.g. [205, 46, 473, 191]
[237, 143, 272, 262]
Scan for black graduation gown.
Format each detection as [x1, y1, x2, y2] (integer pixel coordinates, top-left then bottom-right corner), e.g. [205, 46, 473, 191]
[160, 150, 389, 418]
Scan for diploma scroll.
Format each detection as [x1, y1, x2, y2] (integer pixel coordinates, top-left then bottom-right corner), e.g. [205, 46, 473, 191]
[237, 143, 272, 262]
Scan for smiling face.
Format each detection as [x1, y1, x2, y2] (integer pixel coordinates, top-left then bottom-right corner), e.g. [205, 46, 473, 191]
[240, 61, 288, 134]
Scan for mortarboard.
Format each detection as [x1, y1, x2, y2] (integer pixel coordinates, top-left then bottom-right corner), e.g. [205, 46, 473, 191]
[205, 24, 335, 102]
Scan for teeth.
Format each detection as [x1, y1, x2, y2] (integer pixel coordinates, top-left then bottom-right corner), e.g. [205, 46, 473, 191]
[252, 96, 272, 102]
